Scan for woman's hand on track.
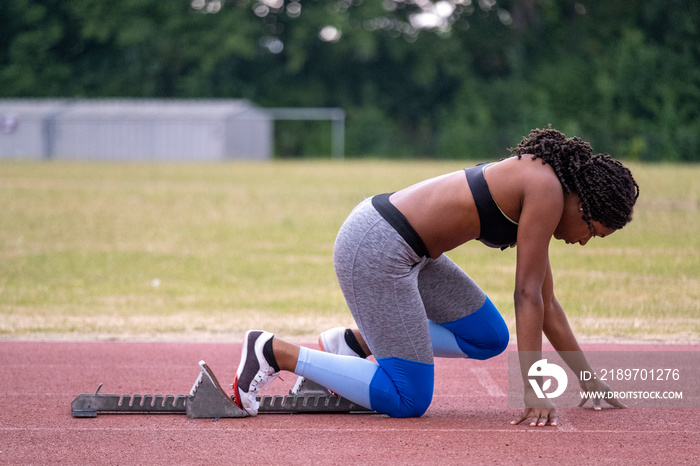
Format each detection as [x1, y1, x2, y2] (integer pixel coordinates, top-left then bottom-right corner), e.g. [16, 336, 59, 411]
[511, 395, 557, 427]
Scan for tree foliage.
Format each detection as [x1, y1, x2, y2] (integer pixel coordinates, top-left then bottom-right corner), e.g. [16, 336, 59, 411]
[1, 0, 698, 160]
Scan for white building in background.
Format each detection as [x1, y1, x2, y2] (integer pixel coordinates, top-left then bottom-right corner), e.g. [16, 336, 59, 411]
[0, 99, 67, 160]
[0, 99, 273, 161]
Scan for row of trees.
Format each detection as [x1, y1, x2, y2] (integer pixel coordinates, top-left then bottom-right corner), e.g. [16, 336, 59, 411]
[1, 0, 698, 160]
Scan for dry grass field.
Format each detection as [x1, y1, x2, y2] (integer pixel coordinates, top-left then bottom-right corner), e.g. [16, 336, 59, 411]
[1, 160, 698, 342]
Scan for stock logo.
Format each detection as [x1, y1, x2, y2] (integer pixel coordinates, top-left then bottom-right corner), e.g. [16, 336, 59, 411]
[528, 359, 568, 399]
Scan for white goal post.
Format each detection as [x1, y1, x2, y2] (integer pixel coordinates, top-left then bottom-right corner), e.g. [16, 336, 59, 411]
[266, 108, 345, 160]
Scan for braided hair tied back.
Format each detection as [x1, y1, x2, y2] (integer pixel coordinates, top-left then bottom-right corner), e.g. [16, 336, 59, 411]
[509, 127, 640, 230]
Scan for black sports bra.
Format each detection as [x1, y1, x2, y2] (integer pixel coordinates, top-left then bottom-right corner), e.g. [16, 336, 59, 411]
[464, 165, 518, 250]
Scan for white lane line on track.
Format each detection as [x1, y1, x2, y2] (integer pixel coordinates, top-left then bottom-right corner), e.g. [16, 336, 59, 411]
[553, 416, 576, 432]
[469, 367, 506, 397]
[2, 427, 694, 434]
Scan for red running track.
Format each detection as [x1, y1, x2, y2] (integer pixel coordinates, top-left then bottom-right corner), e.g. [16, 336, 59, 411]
[1, 341, 698, 465]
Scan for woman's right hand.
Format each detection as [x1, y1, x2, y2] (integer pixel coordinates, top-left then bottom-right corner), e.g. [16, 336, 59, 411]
[511, 391, 558, 427]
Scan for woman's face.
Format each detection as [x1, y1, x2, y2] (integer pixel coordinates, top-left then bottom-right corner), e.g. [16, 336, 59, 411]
[553, 194, 616, 246]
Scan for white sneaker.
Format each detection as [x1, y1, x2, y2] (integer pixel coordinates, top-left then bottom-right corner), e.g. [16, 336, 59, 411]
[318, 327, 366, 358]
[233, 330, 279, 416]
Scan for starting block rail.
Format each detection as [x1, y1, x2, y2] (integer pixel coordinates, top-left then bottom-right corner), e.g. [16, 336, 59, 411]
[71, 360, 373, 418]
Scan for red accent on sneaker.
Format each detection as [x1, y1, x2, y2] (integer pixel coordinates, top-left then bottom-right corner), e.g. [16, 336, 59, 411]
[232, 376, 243, 409]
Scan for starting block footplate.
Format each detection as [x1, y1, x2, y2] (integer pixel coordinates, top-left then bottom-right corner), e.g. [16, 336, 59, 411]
[71, 360, 374, 418]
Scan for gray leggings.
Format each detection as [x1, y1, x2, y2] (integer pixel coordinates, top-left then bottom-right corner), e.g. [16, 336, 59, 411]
[333, 197, 487, 364]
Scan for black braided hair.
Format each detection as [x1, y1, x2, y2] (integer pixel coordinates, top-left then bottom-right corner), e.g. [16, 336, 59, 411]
[508, 126, 640, 230]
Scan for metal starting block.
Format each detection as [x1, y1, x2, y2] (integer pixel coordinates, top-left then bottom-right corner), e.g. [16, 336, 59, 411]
[71, 360, 373, 418]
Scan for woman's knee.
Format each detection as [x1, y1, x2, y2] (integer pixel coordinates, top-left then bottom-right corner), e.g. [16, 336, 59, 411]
[369, 357, 434, 418]
[442, 297, 509, 360]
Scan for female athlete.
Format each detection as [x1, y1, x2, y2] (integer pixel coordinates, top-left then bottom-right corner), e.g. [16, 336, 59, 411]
[233, 127, 638, 426]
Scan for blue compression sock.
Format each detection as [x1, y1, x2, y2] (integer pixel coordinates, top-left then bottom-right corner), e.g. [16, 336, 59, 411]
[295, 346, 377, 408]
[295, 347, 434, 417]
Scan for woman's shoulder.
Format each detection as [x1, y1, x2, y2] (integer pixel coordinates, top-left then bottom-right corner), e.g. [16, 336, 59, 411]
[488, 156, 562, 192]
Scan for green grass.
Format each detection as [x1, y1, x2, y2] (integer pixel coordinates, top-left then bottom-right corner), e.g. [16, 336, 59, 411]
[1, 160, 698, 342]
